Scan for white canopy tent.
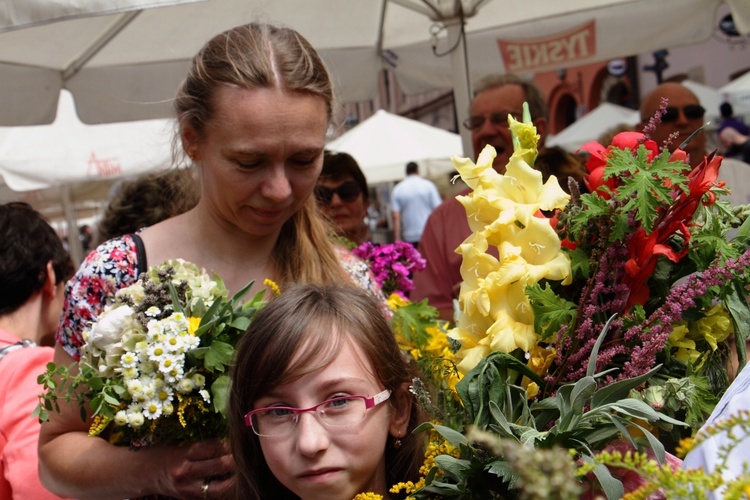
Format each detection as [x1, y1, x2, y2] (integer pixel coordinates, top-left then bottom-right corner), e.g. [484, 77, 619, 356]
[0, 89, 174, 263]
[547, 103, 640, 152]
[721, 72, 750, 116]
[682, 80, 722, 126]
[326, 109, 463, 185]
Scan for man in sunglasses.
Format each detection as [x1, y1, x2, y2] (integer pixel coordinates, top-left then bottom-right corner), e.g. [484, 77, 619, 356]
[639, 82, 708, 169]
[640, 82, 750, 206]
[411, 74, 586, 321]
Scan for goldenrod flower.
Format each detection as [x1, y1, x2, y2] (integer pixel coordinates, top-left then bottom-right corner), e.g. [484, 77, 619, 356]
[263, 278, 281, 297]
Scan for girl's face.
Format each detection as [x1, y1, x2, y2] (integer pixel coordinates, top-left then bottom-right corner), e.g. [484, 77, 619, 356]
[184, 86, 327, 239]
[253, 334, 410, 500]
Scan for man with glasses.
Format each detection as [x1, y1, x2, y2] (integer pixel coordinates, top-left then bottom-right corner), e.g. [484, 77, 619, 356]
[640, 81, 750, 206]
[411, 74, 585, 321]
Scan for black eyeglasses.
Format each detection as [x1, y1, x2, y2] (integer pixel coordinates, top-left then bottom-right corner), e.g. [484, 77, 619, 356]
[661, 104, 705, 122]
[314, 181, 362, 205]
[462, 110, 523, 131]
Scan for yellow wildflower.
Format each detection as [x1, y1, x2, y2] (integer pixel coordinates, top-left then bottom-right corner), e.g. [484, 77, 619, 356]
[692, 304, 733, 351]
[352, 494, 383, 500]
[263, 278, 281, 297]
[387, 292, 410, 312]
[187, 316, 201, 335]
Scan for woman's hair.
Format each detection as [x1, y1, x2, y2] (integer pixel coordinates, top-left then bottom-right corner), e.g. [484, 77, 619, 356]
[174, 22, 344, 285]
[320, 150, 369, 203]
[229, 283, 424, 499]
[96, 168, 200, 245]
[0, 203, 74, 315]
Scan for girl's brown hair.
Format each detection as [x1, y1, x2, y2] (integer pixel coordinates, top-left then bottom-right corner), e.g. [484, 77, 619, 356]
[174, 23, 344, 284]
[229, 284, 424, 499]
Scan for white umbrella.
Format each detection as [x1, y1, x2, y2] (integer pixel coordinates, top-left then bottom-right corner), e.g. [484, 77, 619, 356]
[326, 109, 462, 185]
[547, 103, 640, 153]
[720, 72, 750, 116]
[1, 0, 748, 133]
[0, 89, 174, 262]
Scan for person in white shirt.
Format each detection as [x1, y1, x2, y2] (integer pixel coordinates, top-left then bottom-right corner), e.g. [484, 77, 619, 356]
[390, 162, 442, 247]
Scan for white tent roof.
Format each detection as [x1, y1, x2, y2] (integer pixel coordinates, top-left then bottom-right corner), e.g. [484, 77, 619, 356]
[547, 103, 640, 152]
[0, 89, 173, 192]
[0, 0, 748, 126]
[326, 110, 462, 185]
[682, 80, 721, 126]
[721, 72, 750, 115]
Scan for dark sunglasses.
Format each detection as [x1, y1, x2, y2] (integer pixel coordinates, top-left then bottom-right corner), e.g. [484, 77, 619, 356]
[462, 110, 523, 131]
[314, 181, 362, 205]
[661, 104, 705, 122]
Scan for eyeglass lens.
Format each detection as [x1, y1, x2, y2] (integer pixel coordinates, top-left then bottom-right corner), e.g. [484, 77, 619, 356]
[661, 105, 705, 122]
[314, 181, 361, 205]
[462, 111, 522, 131]
[250, 396, 368, 437]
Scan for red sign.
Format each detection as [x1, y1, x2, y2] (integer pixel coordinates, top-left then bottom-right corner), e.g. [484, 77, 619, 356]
[87, 152, 122, 178]
[497, 20, 596, 73]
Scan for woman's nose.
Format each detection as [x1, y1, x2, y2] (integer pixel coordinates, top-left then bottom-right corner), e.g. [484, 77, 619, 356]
[261, 164, 292, 201]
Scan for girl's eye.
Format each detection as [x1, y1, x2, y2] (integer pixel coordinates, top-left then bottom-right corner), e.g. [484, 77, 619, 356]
[265, 407, 295, 418]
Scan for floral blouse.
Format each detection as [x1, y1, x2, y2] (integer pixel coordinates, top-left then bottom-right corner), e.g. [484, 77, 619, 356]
[56, 234, 385, 360]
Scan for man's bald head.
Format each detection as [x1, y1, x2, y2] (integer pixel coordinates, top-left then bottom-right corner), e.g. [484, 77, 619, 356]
[640, 82, 706, 167]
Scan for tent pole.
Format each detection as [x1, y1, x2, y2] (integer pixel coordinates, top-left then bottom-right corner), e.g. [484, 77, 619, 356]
[61, 184, 84, 266]
[445, 20, 472, 157]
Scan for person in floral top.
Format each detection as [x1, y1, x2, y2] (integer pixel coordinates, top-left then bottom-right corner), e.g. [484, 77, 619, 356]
[39, 23, 384, 500]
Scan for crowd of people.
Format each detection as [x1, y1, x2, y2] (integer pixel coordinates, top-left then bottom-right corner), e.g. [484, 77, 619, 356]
[3, 17, 750, 500]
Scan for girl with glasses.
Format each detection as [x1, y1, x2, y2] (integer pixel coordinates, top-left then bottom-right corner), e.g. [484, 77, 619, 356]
[229, 284, 424, 499]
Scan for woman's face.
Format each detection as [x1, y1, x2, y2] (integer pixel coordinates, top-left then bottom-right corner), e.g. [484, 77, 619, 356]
[185, 86, 328, 239]
[316, 176, 368, 241]
[253, 335, 408, 500]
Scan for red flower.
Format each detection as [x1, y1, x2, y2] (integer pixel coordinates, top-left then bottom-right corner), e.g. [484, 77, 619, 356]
[579, 133, 657, 198]
[622, 152, 723, 310]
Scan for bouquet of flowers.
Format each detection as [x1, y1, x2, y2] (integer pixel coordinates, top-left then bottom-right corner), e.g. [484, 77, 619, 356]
[400, 102, 750, 498]
[353, 240, 426, 297]
[36, 259, 266, 446]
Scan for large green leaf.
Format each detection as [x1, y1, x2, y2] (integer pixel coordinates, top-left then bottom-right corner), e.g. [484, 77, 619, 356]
[204, 341, 235, 372]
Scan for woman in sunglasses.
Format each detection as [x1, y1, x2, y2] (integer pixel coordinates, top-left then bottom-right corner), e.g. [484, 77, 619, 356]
[229, 283, 424, 499]
[315, 151, 372, 245]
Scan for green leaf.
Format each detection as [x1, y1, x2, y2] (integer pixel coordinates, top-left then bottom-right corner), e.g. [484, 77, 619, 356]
[485, 459, 516, 482]
[167, 282, 185, 315]
[631, 421, 666, 465]
[587, 314, 617, 377]
[203, 341, 235, 372]
[433, 455, 470, 482]
[585, 456, 624, 500]
[229, 316, 252, 332]
[570, 376, 596, 414]
[211, 375, 231, 416]
[725, 282, 750, 374]
[430, 423, 469, 448]
[590, 365, 661, 409]
[526, 282, 578, 340]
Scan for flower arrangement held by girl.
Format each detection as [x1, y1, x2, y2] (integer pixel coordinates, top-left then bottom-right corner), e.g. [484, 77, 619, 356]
[229, 283, 424, 499]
